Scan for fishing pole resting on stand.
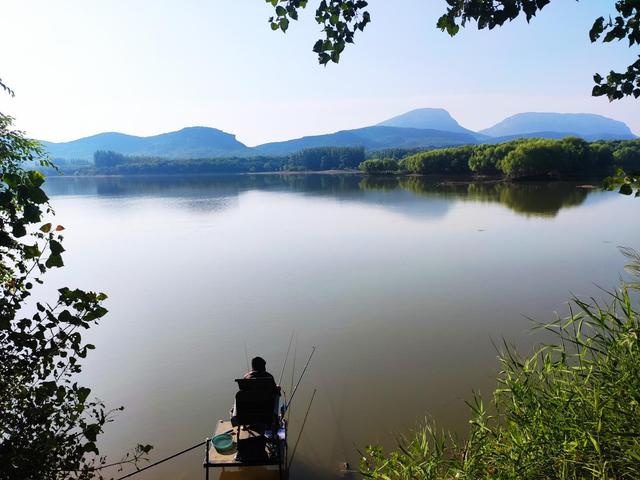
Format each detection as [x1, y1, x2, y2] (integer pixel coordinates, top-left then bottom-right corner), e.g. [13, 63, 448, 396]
[113, 344, 317, 479]
[283, 345, 315, 416]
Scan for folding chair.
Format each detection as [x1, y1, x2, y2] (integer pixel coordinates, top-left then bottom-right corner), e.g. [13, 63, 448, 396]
[231, 378, 281, 464]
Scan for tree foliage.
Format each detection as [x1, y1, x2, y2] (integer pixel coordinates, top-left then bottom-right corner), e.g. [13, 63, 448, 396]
[86, 139, 640, 180]
[266, 0, 370, 64]
[266, 0, 640, 100]
[81, 147, 365, 175]
[605, 167, 640, 197]
[366, 148, 424, 161]
[286, 146, 364, 170]
[93, 150, 287, 174]
[359, 158, 398, 174]
[0, 79, 14, 98]
[0, 114, 151, 479]
[402, 145, 476, 175]
[589, 1, 640, 100]
[467, 140, 526, 175]
[369, 137, 640, 180]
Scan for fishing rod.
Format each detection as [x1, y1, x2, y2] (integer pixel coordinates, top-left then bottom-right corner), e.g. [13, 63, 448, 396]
[287, 338, 297, 423]
[288, 388, 316, 470]
[278, 331, 295, 386]
[243, 341, 250, 371]
[284, 345, 315, 413]
[116, 344, 309, 479]
[111, 342, 305, 479]
[115, 440, 206, 479]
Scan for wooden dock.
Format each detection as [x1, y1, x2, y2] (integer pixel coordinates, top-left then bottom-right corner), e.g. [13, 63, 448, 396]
[204, 420, 285, 479]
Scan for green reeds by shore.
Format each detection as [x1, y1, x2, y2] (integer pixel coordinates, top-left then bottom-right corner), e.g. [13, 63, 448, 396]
[362, 253, 640, 479]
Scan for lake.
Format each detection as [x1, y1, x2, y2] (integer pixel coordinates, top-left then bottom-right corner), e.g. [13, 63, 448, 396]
[42, 174, 639, 480]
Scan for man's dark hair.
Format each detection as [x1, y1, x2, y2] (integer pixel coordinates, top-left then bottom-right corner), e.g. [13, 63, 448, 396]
[251, 356, 266, 372]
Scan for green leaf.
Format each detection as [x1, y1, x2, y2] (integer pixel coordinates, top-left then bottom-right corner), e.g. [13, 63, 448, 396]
[83, 442, 99, 454]
[3, 173, 21, 188]
[78, 386, 91, 403]
[619, 183, 633, 195]
[589, 17, 605, 42]
[12, 223, 26, 238]
[28, 186, 48, 204]
[45, 253, 64, 268]
[49, 239, 65, 255]
[27, 170, 46, 187]
[23, 203, 41, 223]
[23, 244, 41, 259]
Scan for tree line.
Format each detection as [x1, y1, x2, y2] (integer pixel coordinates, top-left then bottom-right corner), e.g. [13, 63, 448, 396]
[361, 137, 640, 179]
[89, 146, 365, 175]
[49, 138, 640, 180]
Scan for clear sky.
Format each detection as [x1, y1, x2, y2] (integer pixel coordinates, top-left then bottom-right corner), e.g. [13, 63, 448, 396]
[1, 0, 638, 145]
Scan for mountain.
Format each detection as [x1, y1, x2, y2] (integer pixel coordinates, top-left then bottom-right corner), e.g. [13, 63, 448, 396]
[39, 109, 636, 161]
[253, 125, 478, 155]
[377, 108, 482, 138]
[480, 113, 636, 141]
[41, 127, 249, 160]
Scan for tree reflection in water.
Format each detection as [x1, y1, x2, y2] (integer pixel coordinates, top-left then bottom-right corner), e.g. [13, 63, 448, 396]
[44, 174, 594, 219]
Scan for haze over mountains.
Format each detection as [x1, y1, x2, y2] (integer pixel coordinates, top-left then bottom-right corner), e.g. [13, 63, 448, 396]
[480, 112, 635, 140]
[41, 108, 637, 160]
[41, 127, 250, 160]
[377, 108, 479, 137]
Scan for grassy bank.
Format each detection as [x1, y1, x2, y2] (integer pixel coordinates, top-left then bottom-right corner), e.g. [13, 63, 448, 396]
[361, 252, 640, 479]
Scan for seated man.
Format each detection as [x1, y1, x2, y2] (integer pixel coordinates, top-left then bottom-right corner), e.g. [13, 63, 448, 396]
[230, 356, 279, 428]
[244, 356, 275, 380]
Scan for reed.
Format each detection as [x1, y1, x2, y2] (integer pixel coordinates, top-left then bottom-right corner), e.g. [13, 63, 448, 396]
[362, 270, 640, 479]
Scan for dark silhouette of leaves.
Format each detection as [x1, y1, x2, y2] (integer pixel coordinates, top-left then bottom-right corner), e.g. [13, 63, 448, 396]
[265, 0, 640, 101]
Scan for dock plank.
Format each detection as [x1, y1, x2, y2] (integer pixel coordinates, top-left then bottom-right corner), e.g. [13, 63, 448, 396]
[205, 420, 280, 467]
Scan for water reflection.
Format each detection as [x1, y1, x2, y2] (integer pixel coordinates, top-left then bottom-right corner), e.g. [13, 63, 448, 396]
[360, 177, 591, 217]
[45, 174, 595, 218]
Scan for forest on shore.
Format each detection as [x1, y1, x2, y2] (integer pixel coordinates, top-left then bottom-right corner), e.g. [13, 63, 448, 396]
[361, 137, 640, 178]
[41, 137, 640, 180]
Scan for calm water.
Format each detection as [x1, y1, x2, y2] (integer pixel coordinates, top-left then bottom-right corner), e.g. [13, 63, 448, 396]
[42, 174, 639, 480]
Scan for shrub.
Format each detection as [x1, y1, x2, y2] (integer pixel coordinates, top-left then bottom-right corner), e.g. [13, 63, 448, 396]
[403, 146, 474, 175]
[359, 158, 399, 174]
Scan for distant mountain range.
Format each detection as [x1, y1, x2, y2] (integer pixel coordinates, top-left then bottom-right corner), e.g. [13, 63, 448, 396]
[41, 108, 637, 160]
[254, 125, 478, 155]
[41, 127, 250, 160]
[480, 112, 635, 141]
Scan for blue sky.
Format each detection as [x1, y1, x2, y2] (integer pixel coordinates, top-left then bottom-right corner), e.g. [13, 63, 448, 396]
[1, 0, 638, 145]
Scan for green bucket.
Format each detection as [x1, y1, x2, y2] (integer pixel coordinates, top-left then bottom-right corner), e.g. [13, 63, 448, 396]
[211, 433, 234, 453]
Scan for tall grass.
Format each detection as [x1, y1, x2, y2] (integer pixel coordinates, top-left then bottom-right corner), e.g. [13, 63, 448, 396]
[361, 256, 640, 479]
